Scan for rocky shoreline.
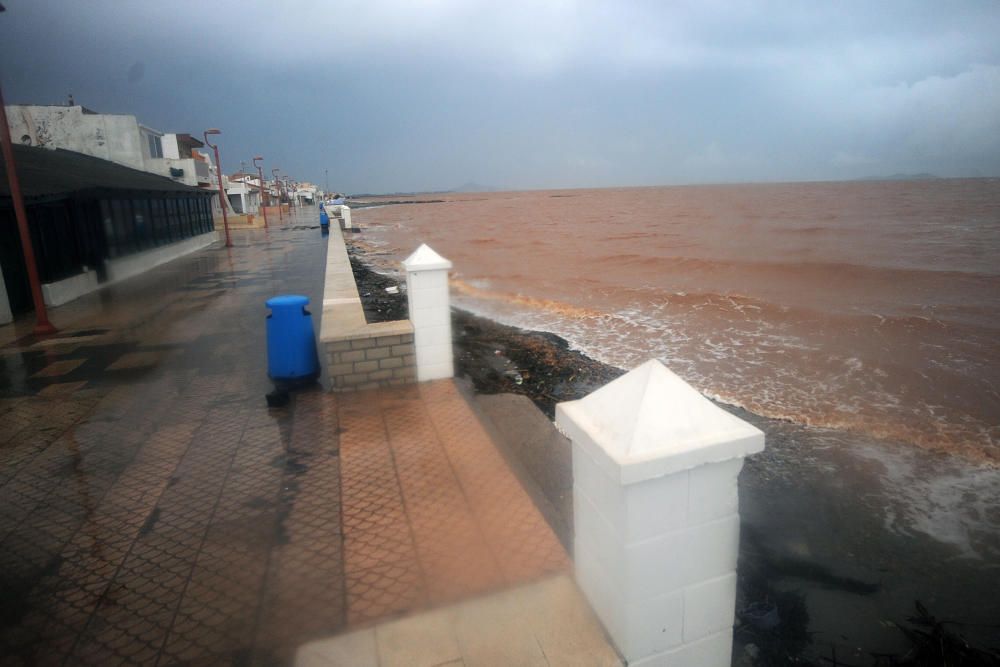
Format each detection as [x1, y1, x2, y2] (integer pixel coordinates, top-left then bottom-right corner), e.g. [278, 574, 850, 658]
[347, 244, 623, 416]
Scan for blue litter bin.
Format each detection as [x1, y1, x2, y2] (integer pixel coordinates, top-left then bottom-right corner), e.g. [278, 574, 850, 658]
[319, 209, 330, 227]
[266, 295, 319, 383]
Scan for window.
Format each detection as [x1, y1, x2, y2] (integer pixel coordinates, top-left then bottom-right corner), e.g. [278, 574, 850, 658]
[179, 198, 191, 237]
[100, 200, 116, 257]
[166, 199, 181, 240]
[110, 199, 135, 254]
[199, 198, 212, 233]
[132, 199, 152, 249]
[147, 133, 163, 159]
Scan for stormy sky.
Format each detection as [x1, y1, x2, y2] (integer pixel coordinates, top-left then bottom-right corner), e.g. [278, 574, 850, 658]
[2, 1, 999, 193]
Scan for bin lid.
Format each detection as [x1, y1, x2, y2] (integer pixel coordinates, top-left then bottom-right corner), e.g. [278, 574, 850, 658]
[266, 294, 310, 309]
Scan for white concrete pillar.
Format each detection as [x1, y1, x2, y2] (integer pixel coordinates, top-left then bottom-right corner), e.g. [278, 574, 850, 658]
[556, 359, 764, 666]
[341, 205, 352, 230]
[403, 244, 453, 382]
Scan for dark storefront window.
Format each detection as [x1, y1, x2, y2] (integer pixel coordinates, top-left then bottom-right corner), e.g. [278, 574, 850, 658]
[31, 203, 81, 283]
[7, 189, 214, 310]
[132, 199, 152, 250]
[169, 199, 182, 240]
[181, 198, 194, 237]
[110, 199, 133, 255]
[152, 199, 169, 244]
[100, 200, 116, 257]
[198, 198, 209, 233]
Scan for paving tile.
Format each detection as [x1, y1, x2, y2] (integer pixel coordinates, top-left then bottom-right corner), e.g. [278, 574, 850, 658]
[0, 217, 575, 665]
[344, 504, 413, 561]
[346, 560, 425, 626]
[295, 629, 378, 667]
[30, 358, 85, 378]
[37, 380, 90, 397]
[516, 575, 623, 667]
[452, 586, 550, 667]
[375, 607, 462, 667]
[104, 350, 167, 371]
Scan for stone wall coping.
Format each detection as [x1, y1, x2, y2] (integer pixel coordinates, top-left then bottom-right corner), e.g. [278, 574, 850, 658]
[324, 318, 414, 343]
[319, 224, 412, 345]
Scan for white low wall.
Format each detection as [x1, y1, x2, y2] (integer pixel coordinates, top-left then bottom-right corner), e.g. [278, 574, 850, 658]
[106, 231, 218, 284]
[319, 224, 417, 391]
[330, 205, 353, 229]
[42, 269, 99, 307]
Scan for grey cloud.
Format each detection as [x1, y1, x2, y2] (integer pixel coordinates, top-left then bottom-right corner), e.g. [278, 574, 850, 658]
[1, 0, 998, 192]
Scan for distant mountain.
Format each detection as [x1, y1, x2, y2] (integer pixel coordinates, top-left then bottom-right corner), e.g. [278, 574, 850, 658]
[350, 182, 498, 197]
[856, 173, 940, 182]
[450, 182, 496, 193]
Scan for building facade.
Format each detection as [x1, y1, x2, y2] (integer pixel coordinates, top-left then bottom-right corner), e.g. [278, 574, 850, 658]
[0, 145, 215, 317]
[5, 105, 215, 191]
[225, 173, 262, 215]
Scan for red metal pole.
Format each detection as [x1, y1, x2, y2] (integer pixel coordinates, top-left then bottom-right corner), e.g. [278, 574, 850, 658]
[272, 169, 283, 223]
[0, 83, 57, 334]
[213, 145, 231, 247]
[253, 159, 268, 229]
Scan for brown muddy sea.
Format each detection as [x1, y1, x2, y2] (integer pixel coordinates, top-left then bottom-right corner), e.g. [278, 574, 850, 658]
[352, 180, 1000, 662]
[358, 180, 1000, 462]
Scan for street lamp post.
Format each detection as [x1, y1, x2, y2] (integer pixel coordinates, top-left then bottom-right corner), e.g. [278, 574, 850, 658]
[239, 160, 247, 217]
[203, 128, 232, 248]
[253, 156, 268, 229]
[272, 168, 283, 223]
[0, 82, 57, 334]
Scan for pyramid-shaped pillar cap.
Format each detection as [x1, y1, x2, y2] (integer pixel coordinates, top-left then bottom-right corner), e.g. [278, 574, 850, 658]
[403, 243, 452, 271]
[556, 359, 764, 485]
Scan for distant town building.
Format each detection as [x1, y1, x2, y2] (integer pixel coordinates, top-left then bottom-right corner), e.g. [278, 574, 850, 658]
[292, 182, 318, 206]
[226, 172, 263, 215]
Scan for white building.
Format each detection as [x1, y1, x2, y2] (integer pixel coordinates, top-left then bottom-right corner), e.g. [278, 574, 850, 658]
[226, 173, 263, 215]
[5, 105, 213, 190]
[156, 133, 212, 188]
[293, 182, 318, 206]
[6, 104, 159, 172]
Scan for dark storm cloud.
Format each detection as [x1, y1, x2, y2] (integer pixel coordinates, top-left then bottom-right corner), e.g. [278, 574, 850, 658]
[2, 1, 999, 192]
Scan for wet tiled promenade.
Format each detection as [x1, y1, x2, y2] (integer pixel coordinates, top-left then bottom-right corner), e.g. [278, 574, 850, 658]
[0, 213, 567, 665]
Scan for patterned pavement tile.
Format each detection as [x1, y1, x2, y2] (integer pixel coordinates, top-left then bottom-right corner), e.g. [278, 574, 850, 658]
[335, 379, 570, 626]
[344, 521, 416, 573]
[37, 380, 90, 397]
[30, 358, 86, 378]
[345, 559, 425, 626]
[104, 350, 168, 371]
[255, 536, 346, 650]
[1, 218, 571, 664]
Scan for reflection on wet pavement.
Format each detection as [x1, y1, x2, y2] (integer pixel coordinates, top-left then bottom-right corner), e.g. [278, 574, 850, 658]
[1, 217, 328, 664]
[0, 213, 568, 665]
